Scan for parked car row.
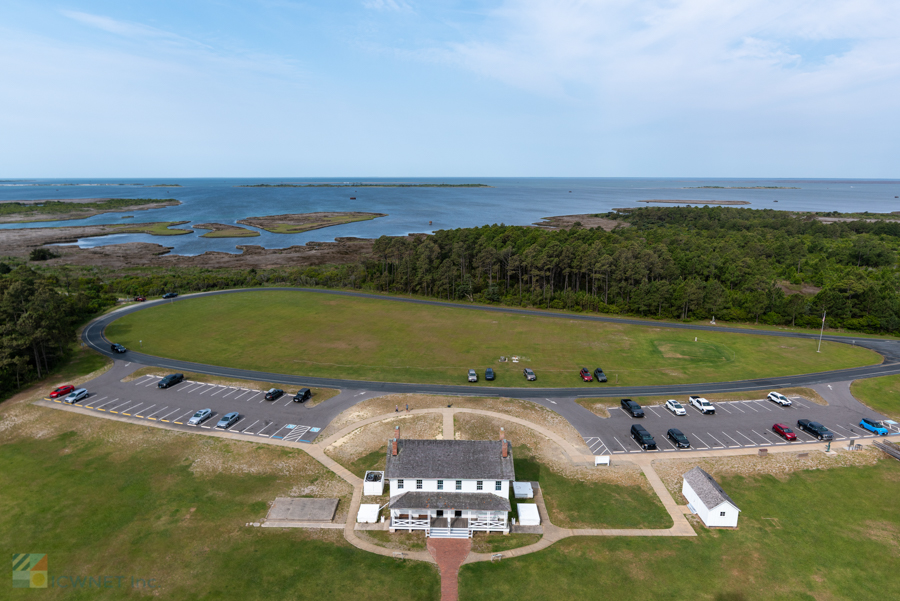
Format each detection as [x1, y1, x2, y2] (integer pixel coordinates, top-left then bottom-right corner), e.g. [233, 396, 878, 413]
[621, 397, 716, 417]
[630, 424, 692, 450]
[188, 409, 239, 429]
[155, 375, 313, 403]
[466, 367, 536, 381]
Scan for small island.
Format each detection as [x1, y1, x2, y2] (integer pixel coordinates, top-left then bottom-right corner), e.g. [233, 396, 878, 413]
[0, 198, 181, 223]
[236, 182, 490, 188]
[192, 223, 260, 238]
[684, 186, 799, 189]
[638, 200, 751, 205]
[237, 211, 386, 234]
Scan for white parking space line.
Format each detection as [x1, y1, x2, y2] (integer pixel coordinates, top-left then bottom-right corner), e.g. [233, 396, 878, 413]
[750, 429, 772, 444]
[269, 425, 291, 439]
[96, 398, 119, 410]
[235, 390, 252, 400]
[721, 432, 744, 447]
[116, 402, 143, 415]
[716, 403, 732, 414]
[829, 424, 855, 436]
[735, 431, 758, 445]
[145, 379, 161, 387]
[85, 396, 108, 408]
[705, 432, 727, 448]
[173, 410, 195, 424]
[239, 419, 260, 434]
[612, 436, 629, 452]
[183, 383, 205, 393]
[147, 406, 169, 419]
[792, 400, 809, 408]
[584, 437, 610, 455]
[740, 401, 759, 412]
[133, 376, 153, 385]
[221, 388, 238, 398]
[158, 408, 182, 421]
[754, 401, 773, 411]
[209, 387, 225, 397]
[198, 386, 215, 395]
[795, 429, 818, 442]
[201, 425, 212, 429]
[727, 402, 745, 413]
[230, 418, 247, 430]
[689, 433, 711, 449]
[284, 426, 312, 442]
[134, 404, 156, 417]
[661, 436, 677, 449]
[645, 406, 662, 417]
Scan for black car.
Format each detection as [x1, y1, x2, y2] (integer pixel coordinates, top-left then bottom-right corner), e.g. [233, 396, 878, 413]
[621, 398, 644, 418]
[162, 292, 178, 299]
[485, 368, 495, 381]
[157, 373, 184, 389]
[264, 388, 284, 401]
[667, 428, 691, 449]
[110, 343, 127, 353]
[797, 419, 834, 441]
[593, 368, 608, 383]
[293, 388, 311, 403]
[630, 424, 657, 450]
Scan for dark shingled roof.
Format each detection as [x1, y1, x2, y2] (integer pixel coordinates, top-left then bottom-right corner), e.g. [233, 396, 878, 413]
[385, 439, 515, 480]
[683, 467, 740, 510]
[389, 491, 511, 512]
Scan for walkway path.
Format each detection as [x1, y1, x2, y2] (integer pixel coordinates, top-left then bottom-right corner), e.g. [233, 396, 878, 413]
[427, 538, 472, 601]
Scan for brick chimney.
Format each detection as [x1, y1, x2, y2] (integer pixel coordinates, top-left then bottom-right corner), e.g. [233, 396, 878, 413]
[391, 426, 399, 456]
[502, 440, 508, 459]
[499, 427, 505, 441]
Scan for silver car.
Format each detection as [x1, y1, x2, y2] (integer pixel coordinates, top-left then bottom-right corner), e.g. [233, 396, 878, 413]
[216, 412, 240, 429]
[468, 369, 478, 383]
[665, 399, 686, 416]
[64, 388, 88, 404]
[188, 408, 212, 425]
[523, 368, 536, 381]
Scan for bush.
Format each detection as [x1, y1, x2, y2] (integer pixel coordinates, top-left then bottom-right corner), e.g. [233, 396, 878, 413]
[29, 248, 58, 261]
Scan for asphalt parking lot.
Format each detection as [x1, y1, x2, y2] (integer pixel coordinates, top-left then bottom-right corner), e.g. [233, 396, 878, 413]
[581, 395, 899, 455]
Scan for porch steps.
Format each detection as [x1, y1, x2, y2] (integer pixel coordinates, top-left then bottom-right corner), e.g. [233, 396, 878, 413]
[428, 527, 472, 539]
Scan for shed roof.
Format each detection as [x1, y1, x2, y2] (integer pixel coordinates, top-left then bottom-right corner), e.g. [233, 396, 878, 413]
[683, 466, 740, 510]
[385, 439, 515, 480]
[389, 491, 511, 512]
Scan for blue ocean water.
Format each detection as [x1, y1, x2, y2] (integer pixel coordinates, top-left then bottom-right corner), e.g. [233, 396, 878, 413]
[1, 177, 898, 256]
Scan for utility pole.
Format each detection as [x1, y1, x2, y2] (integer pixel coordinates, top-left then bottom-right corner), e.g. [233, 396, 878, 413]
[817, 310, 826, 353]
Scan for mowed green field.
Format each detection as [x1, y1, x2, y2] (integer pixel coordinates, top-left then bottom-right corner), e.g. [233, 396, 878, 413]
[851, 374, 900, 420]
[460, 459, 900, 600]
[106, 291, 881, 387]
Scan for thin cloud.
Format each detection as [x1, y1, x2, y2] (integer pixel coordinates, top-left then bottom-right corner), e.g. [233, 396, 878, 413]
[60, 10, 212, 50]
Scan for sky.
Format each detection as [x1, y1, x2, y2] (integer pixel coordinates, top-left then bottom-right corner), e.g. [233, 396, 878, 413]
[1, 0, 899, 178]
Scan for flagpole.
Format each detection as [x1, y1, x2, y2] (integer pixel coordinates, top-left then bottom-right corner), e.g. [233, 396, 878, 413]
[817, 310, 826, 353]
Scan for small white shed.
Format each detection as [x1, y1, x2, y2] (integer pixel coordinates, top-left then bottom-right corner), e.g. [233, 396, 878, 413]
[357, 504, 380, 523]
[682, 467, 741, 528]
[363, 471, 384, 496]
[513, 481, 534, 499]
[517, 503, 541, 526]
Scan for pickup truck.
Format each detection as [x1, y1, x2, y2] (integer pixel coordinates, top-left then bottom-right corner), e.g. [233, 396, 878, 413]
[689, 396, 716, 414]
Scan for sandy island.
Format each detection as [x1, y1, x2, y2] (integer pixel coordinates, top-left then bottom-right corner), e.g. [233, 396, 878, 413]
[237, 211, 386, 234]
[192, 223, 260, 238]
[533, 214, 628, 231]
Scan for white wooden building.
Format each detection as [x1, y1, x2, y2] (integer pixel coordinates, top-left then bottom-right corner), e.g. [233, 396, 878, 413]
[386, 428, 514, 538]
[682, 466, 741, 528]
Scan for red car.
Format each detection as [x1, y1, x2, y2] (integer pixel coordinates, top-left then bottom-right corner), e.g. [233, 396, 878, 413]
[134, 296, 146, 302]
[772, 423, 797, 441]
[579, 367, 593, 382]
[50, 384, 75, 399]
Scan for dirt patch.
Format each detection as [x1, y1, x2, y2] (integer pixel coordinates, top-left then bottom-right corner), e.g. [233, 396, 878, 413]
[325, 413, 442, 469]
[533, 214, 628, 231]
[575, 399, 613, 418]
[192, 223, 260, 238]
[237, 212, 386, 234]
[317, 394, 585, 449]
[652, 448, 882, 497]
[655, 343, 690, 359]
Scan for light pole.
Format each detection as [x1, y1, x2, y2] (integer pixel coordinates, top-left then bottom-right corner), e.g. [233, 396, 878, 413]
[816, 310, 826, 353]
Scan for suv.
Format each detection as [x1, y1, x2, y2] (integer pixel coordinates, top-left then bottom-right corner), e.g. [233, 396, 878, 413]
[264, 388, 284, 401]
[797, 419, 834, 441]
[468, 369, 478, 383]
[579, 368, 593, 382]
[621, 399, 644, 418]
[859, 418, 888, 436]
[293, 388, 311, 403]
[485, 368, 495, 381]
[767, 391, 792, 407]
[667, 428, 690, 448]
[110, 343, 127, 353]
[158, 373, 184, 389]
[593, 368, 608, 383]
[64, 388, 88, 404]
[630, 424, 657, 450]
[523, 368, 536, 381]
[772, 423, 797, 441]
[689, 396, 716, 414]
[162, 292, 178, 299]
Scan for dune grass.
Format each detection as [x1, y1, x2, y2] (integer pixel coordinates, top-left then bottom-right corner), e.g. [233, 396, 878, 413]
[851, 374, 900, 420]
[460, 458, 900, 600]
[105, 291, 880, 388]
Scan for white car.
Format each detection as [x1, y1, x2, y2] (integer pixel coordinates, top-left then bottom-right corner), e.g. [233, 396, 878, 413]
[467, 369, 478, 383]
[688, 395, 716, 414]
[665, 399, 686, 416]
[188, 408, 212, 425]
[767, 391, 792, 406]
[64, 388, 88, 404]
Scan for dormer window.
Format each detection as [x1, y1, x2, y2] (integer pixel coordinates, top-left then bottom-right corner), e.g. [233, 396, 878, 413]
[397, 479, 404, 489]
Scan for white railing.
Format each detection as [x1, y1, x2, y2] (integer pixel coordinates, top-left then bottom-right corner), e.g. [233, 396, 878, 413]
[391, 518, 429, 529]
[469, 519, 508, 531]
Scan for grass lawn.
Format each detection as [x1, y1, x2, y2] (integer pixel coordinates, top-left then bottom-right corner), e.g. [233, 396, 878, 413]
[193, 224, 261, 238]
[460, 458, 900, 600]
[513, 446, 672, 529]
[0, 419, 438, 600]
[851, 375, 900, 420]
[105, 291, 880, 388]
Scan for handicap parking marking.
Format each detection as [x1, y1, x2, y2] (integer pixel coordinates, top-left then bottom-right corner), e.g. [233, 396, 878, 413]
[268, 425, 291, 439]
[705, 432, 727, 448]
[583, 436, 610, 455]
[284, 425, 312, 442]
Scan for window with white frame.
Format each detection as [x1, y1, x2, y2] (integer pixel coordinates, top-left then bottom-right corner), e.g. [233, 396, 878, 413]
[495, 481, 502, 491]
[437, 480, 444, 490]
[397, 479, 404, 489]
[720, 511, 726, 517]
[476, 480, 483, 491]
[416, 479, 423, 490]
[455, 480, 462, 490]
